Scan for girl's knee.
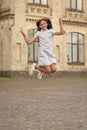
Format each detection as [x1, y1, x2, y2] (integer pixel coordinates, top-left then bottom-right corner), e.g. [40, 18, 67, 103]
[44, 65, 51, 74]
[51, 67, 56, 73]
[46, 69, 51, 74]
[50, 64, 56, 73]
[45, 68, 51, 74]
[51, 70, 56, 73]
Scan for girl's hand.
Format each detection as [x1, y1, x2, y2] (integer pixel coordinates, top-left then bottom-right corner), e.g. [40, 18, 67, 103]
[19, 27, 24, 34]
[58, 17, 62, 22]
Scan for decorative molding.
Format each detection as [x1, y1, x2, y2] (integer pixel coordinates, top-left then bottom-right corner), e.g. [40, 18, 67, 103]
[26, 4, 50, 17]
[64, 10, 86, 22]
[0, 13, 14, 19]
[63, 10, 87, 27]
[63, 19, 87, 27]
[0, 9, 14, 19]
[0, 9, 11, 15]
[26, 17, 38, 22]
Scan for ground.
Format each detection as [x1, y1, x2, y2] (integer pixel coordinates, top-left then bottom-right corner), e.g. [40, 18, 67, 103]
[0, 76, 87, 130]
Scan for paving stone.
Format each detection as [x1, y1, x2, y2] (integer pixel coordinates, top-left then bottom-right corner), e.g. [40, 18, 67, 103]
[0, 77, 87, 130]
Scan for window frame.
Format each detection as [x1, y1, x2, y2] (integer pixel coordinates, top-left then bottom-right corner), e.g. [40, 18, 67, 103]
[67, 32, 84, 65]
[27, 29, 39, 63]
[66, 0, 83, 12]
[27, 0, 48, 6]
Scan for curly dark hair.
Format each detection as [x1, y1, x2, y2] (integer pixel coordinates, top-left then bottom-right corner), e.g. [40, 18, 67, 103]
[36, 17, 53, 31]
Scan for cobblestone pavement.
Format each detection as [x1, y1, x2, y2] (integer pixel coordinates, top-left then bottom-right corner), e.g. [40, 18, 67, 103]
[0, 76, 87, 130]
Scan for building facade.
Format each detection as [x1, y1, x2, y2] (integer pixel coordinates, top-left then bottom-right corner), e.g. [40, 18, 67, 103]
[0, 0, 87, 77]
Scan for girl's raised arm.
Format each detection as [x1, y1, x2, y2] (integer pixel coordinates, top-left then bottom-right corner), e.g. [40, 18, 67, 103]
[55, 18, 65, 35]
[20, 27, 36, 44]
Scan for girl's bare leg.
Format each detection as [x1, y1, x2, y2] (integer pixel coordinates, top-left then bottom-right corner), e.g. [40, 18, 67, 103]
[50, 63, 56, 73]
[35, 64, 51, 74]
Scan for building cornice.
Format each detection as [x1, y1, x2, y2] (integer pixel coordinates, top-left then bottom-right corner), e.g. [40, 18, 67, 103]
[63, 19, 87, 26]
[0, 9, 14, 20]
[0, 13, 14, 20]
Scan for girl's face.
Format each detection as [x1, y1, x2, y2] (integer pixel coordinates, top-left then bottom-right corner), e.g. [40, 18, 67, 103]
[39, 20, 47, 30]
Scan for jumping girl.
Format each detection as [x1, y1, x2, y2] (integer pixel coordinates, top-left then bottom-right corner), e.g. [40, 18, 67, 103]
[20, 17, 65, 79]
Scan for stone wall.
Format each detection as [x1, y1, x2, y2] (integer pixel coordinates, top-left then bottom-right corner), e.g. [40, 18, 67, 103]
[0, 0, 11, 13]
[0, 0, 87, 77]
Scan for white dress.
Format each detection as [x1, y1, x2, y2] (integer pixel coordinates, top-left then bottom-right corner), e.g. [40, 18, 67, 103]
[34, 29, 56, 66]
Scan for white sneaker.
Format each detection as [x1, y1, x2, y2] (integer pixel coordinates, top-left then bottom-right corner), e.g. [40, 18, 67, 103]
[29, 63, 36, 76]
[37, 71, 43, 79]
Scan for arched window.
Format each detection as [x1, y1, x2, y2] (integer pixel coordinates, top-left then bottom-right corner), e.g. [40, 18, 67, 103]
[66, 0, 83, 11]
[27, 0, 48, 5]
[67, 32, 84, 64]
[27, 29, 39, 62]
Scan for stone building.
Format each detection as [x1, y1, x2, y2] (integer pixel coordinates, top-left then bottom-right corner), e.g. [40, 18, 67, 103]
[0, 0, 87, 77]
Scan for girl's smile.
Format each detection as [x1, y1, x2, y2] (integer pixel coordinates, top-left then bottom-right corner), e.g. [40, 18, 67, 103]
[39, 20, 47, 30]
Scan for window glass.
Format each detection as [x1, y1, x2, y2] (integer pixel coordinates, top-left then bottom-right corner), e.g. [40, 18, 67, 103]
[72, 0, 76, 9]
[77, 0, 82, 10]
[28, 45, 33, 61]
[66, 0, 83, 11]
[28, 29, 39, 62]
[28, 0, 33, 3]
[35, 0, 40, 4]
[67, 44, 72, 62]
[79, 34, 83, 44]
[41, 0, 47, 5]
[34, 28, 37, 34]
[66, 0, 70, 8]
[73, 45, 77, 62]
[67, 32, 84, 64]
[72, 33, 78, 44]
[27, 0, 48, 5]
[28, 29, 33, 38]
